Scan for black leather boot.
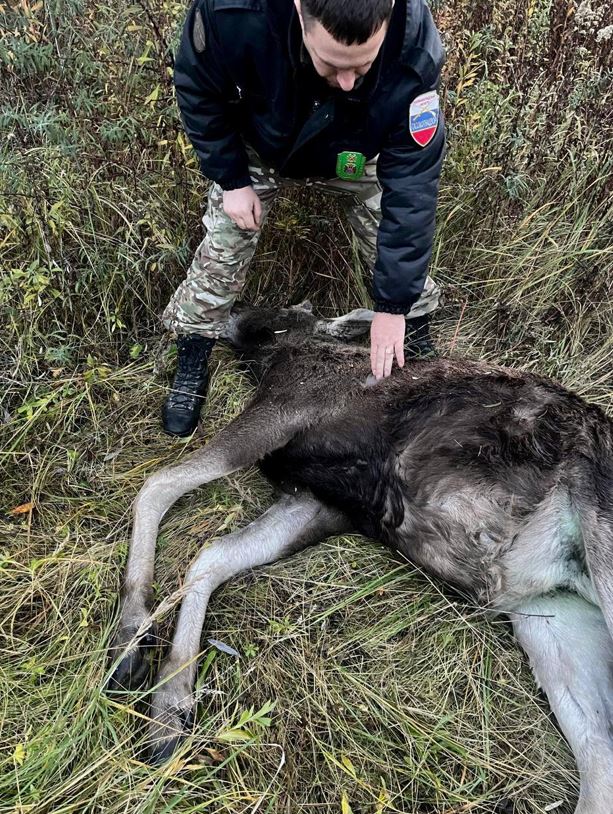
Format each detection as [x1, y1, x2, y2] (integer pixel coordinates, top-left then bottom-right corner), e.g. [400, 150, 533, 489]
[161, 335, 216, 437]
[405, 313, 437, 358]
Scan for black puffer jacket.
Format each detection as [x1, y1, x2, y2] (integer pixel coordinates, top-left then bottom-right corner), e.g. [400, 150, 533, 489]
[174, 0, 445, 313]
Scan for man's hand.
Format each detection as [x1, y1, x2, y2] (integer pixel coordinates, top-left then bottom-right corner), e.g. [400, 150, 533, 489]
[370, 312, 405, 379]
[223, 185, 262, 231]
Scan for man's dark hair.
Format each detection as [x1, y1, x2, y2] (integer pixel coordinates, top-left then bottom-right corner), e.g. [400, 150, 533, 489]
[300, 0, 394, 45]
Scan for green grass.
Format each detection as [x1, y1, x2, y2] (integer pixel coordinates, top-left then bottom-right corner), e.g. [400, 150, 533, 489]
[1, 0, 612, 811]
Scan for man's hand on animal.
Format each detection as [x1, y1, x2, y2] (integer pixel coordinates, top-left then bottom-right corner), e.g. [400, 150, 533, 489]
[370, 312, 406, 378]
[222, 185, 262, 231]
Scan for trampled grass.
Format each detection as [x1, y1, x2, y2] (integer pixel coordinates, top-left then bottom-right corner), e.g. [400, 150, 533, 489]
[1, 0, 612, 812]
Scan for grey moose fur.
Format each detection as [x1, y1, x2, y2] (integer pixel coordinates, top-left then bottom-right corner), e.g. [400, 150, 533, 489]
[109, 303, 613, 813]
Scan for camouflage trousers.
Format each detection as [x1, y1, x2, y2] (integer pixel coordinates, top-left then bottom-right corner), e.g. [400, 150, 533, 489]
[163, 151, 440, 338]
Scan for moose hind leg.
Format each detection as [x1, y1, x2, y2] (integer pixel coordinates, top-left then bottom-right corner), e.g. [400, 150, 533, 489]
[511, 592, 613, 814]
[146, 491, 350, 764]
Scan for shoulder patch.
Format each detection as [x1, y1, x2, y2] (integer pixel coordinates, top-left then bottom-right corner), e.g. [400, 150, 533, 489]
[409, 91, 440, 147]
[193, 9, 206, 53]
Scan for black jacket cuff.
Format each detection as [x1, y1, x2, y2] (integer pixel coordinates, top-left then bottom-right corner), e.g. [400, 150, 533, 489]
[373, 300, 414, 315]
[217, 174, 253, 191]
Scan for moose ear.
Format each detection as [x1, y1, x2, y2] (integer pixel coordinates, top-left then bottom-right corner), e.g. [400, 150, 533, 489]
[219, 310, 276, 349]
[315, 308, 375, 340]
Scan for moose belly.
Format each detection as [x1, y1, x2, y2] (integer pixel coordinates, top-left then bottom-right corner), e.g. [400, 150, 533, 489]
[261, 436, 594, 608]
[260, 441, 499, 598]
[393, 486, 594, 608]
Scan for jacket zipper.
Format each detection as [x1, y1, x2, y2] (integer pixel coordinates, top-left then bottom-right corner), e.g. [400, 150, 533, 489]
[279, 98, 335, 174]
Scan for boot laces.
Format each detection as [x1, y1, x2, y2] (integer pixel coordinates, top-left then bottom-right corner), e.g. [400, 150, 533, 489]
[167, 339, 212, 411]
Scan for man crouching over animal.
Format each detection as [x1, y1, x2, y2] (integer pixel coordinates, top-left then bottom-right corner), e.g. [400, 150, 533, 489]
[109, 302, 613, 814]
[160, 0, 445, 436]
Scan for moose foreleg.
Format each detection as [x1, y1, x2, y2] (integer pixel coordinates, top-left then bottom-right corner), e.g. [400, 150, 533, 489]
[108, 402, 323, 691]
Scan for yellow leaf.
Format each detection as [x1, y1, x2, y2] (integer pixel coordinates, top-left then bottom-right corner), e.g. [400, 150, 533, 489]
[340, 753, 357, 777]
[341, 792, 353, 814]
[375, 783, 390, 813]
[13, 743, 26, 765]
[144, 85, 160, 106]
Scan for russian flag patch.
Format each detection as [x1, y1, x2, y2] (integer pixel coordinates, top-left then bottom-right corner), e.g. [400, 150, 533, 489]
[409, 91, 440, 147]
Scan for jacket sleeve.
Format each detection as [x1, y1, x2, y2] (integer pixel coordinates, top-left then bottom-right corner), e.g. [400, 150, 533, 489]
[373, 86, 445, 314]
[174, 0, 252, 190]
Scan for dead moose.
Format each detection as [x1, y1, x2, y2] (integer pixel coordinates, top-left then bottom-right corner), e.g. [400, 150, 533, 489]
[108, 303, 613, 813]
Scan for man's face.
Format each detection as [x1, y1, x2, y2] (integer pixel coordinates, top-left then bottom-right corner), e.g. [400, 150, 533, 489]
[295, 1, 388, 92]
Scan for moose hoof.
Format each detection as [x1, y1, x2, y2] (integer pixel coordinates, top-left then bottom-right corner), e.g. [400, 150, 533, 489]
[107, 626, 159, 692]
[146, 681, 196, 764]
